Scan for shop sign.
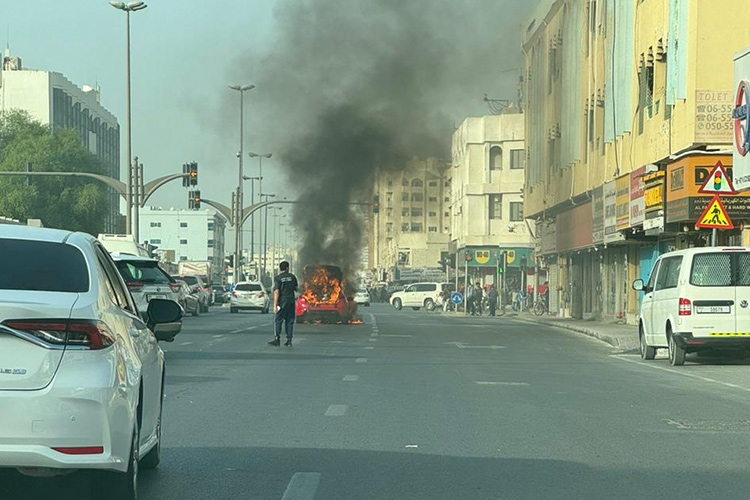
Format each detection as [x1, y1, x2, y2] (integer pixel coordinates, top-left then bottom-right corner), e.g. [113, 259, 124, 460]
[540, 220, 557, 255]
[604, 181, 624, 243]
[615, 175, 630, 230]
[557, 202, 593, 252]
[644, 171, 666, 213]
[644, 210, 664, 235]
[592, 186, 604, 244]
[694, 90, 733, 143]
[629, 166, 646, 226]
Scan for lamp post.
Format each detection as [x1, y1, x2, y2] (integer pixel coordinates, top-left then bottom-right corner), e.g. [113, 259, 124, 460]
[242, 175, 261, 263]
[248, 152, 271, 271]
[109, 1, 147, 237]
[260, 193, 276, 279]
[271, 209, 284, 271]
[228, 84, 255, 281]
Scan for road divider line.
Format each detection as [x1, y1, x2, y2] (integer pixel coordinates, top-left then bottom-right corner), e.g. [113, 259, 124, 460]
[474, 381, 529, 386]
[365, 346, 375, 350]
[229, 322, 273, 334]
[381, 334, 412, 338]
[369, 338, 377, 342]
[612, 355, 750, 393]
[325, 404, 348, 416]
[356, 357, 368, 363]
[281, 472, 321, 500]
[343, 375, 359, 381]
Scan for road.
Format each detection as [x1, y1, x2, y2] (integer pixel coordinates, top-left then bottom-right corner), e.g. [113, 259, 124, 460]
[5, 303, 750, 499]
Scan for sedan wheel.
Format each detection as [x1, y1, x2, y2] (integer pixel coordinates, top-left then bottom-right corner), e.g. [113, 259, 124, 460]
[393, 298, 402, 310]
[94, 426, 139, 500]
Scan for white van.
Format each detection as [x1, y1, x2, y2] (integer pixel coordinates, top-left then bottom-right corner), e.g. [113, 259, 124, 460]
[633, 247, 750, 366]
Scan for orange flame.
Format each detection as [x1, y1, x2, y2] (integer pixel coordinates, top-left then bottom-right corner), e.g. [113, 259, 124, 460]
[349, 318, 363, 324]
[301, 267, 342, 305]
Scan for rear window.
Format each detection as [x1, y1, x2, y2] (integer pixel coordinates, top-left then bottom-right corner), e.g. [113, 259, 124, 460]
[236, 283, 262, 291]
[689, 252, 750, 287]
[175, 276, 198, 286]
[0, 239, 89, 292]
[116, 261, 173, 284]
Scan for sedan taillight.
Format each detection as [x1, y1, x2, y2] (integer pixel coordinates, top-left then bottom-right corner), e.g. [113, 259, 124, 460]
[127, 282, 144, 292]
[169, 283, 182, 293]
[258, 291, 265, 298]
[679, 298, 692, 316]
[3, 319, 116, 350]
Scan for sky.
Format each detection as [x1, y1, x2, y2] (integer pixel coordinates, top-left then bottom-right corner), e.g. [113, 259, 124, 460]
[1, 0, 535, 252]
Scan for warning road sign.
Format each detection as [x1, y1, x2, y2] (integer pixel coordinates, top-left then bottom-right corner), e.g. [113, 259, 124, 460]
[695, 196, 734, 229]
[698, 161, 736, 195]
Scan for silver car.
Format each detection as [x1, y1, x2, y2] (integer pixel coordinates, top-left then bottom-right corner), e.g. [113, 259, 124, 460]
[230, 281, 270, 313]
[111, 253, 181, 312]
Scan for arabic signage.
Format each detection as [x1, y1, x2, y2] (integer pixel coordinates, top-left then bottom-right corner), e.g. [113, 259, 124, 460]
[615, 175, 630, 230]
[694, 90, 734, 143]
[592, 186, 604, 244]
[604, 181, 624, 243]
[458, 247, 533, 268]
[643, 171, 665, 235]
[629, 166, 647, 226]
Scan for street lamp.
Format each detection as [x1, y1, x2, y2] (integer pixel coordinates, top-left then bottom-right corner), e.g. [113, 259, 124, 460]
[272, 210, 285, 272]
[260, 193, 276, 279]
[242, 175, 261, 261]
[248, 152, 271, 279]
[229, 84, 255, 282]
[110, 0, 148, 239]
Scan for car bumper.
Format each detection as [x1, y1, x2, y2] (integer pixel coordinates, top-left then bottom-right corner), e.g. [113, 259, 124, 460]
[674, 332, 750, 350]
[230, 298, 267, 309]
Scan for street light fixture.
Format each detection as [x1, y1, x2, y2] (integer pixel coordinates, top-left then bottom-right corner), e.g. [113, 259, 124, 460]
[110, 0, 148, 239]
[228, 84, 256, 282]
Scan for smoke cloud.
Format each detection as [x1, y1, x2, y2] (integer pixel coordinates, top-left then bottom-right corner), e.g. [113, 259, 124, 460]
[226, 0, 539, 281]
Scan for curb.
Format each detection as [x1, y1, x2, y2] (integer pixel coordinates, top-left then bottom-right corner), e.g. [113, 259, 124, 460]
[513, 316, 638, 351]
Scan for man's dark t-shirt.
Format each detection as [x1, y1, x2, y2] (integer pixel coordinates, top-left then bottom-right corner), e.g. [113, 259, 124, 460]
[274, 272, 298, 305]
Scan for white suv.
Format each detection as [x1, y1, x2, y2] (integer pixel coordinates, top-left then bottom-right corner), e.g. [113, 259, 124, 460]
[390, 282, 446, 311]
[633, 247, 750, 366]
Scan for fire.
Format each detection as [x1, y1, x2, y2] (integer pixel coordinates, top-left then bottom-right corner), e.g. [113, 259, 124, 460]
[349, 318, 363, 325]
[301, 266, 342, 305]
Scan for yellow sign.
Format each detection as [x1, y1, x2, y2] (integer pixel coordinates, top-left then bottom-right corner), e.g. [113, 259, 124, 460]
[475, 250, 491, 265]
[695, 196, 734, 229]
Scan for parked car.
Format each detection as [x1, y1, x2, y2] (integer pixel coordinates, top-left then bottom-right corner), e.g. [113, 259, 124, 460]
[633, 247, 750, 366]
[111, 253, 181, 313]
[0, 225, 182, 500]
[172, 274, 210, 313]
[354, 289, 371, 306]
[175, 279, 201, 317]
[212, 284, 228, 304]
[390, 282, 447, 311]
[230, 281, 270, 313]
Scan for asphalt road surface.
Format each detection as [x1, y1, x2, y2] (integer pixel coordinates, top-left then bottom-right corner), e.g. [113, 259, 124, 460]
[5, 303, 750, 499]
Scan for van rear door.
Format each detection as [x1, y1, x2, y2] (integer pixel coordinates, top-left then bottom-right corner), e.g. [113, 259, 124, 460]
[687, 252, 736, 337]
[733, 251, 750, 334]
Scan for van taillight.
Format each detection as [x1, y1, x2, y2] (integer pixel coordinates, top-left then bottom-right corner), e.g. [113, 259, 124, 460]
[127, 282, 144, 292]
[3, 320, 115, 350]
[169, 283, 181, 293]
[679, 298, 692, 316]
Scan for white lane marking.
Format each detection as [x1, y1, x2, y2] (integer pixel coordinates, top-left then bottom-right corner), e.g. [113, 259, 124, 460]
[325, 404, 348, 416]
[405, 444, 418, 448]
[381, 334, 412, 338]
[474, 381, 529, 386]
[356, 357, 368, 363]
[212, 334, 224, 338]
[365, 346, 375, 350]
[343, 375, 359, 382]
[369, 338, 378, 342]
[612, 355, 750, 393]
[229, 322, 273, 334]
[179, 341, 193, 346]
[444, 342, 506, 349]
[281, 472, 321, 500]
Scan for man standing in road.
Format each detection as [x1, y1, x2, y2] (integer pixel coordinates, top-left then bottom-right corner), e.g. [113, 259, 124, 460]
[269, 261, 298, 347]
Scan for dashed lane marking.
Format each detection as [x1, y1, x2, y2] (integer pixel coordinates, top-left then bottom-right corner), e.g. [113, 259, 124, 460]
[474, 381, 529, 386]
[343, 375, 359, 381]
[380, 334, 413, 338]
[364, 346, 375, 350]
[325, 404, 348, 416]
[281, 472, 322, 500]
[229, 322, 273, 334]
[356, 357, 368, 363]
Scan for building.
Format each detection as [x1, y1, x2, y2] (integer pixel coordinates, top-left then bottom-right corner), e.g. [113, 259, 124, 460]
[522, 0, 750, 323]
[369, 158, 451, 283]
[0, 49, 122, 233]
[139, 207, 226, 280]
[449, 111, 533, 293]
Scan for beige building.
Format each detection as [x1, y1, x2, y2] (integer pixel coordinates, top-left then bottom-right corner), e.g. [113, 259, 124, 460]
[369, 158, 451, 282]
[449, 111, 533, 290]
[522, 0, 750, 322]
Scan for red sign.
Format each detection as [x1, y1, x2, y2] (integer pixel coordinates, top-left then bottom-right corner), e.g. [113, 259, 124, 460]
[697, 161, 736, 195]
[695, 196, 734, 230]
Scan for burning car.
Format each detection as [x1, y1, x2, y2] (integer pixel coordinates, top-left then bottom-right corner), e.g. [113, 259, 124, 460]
[296, 265, 358, 323]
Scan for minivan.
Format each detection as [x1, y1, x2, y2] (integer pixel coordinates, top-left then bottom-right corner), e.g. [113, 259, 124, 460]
[633, 247, 750, 366]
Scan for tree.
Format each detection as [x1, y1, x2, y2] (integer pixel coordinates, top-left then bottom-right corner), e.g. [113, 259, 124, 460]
[0, 110, 111, 235]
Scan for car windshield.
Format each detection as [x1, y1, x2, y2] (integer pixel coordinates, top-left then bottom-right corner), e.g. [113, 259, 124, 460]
[115, 260, 173, 285]
[236, 283, 262, 291]
[0, 238, 89, 292]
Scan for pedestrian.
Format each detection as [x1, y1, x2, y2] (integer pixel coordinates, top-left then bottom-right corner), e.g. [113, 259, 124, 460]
[466, 282, 474, 314]
[488, 285, 498, 316]
[473, 281, 483, 316]
[268, 261, 299, 347]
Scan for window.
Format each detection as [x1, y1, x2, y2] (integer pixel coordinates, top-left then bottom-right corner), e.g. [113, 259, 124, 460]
[444, 211, 450, 217]
[402, 209, 410, 217]
[444, 197, 450, 202]
[411, 223, 423, 232]
[416, 284, 437, 292]
[150, 222, 161, 228]
[690, 253, 732, 287]
[411, 178, 423, 187]
[655, 256, 682, 290]
[489, 146, 503, 170]
[402, 193, 410, 202]
[386, 208, 393, 216]
[150, 239, 161, 245]
[429, 211, 437, 217]
[208, 222, 214, 231]
[179, 256, 188, 261]
[510, 150, 525, 169]
[411, 208, 423, 217]
[429, 226, 438, 232]
[428, 181, 438, 187]
[235, 283, 262, 291]
[489, 194, 502, 219]
[401, 223, 410, 232]
[510, 202, 524, 221]
[646, 260, 661, 290]
[412, 193, 424, 202]
[402, 178, 410, 186]
[114, 260, 173, 285]
[428, 196, 438, 202]
[387, 180, 393, 187]
[0, 239, 89, 292]
[180, 239, 188, 245]
[180, 222, 188, 228]
[386, 192, 393, 202]
[208, 239, 215, 248]
[386, 222, 393, 232]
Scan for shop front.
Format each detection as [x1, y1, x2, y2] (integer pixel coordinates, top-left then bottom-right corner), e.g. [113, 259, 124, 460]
[556, 201, 593, 319]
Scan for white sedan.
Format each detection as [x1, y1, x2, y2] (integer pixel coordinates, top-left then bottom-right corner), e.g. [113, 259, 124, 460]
[0, 225, 181, 499]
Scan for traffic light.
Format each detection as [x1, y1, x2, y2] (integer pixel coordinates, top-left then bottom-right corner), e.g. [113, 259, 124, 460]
[465, 252, 473, 262]
[498, 251, 506, 274]
[183, 162, 198, 187]
[188, 190, 201, 209]
[373, 195, 380, 214]
[182, 163, 189, 187]
[226, 255, 234, 268]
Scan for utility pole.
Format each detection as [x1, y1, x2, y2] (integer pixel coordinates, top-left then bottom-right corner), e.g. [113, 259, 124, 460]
[229, 84, 255, 282]
[248, 152, 272, 271]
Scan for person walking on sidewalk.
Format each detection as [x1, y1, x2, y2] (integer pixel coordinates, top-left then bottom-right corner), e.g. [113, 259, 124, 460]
[268, 261, 298, 347]
[488, 285, 498, 316]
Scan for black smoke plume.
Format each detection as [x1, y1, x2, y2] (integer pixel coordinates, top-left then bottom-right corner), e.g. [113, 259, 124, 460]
[227, 0, 539, 281]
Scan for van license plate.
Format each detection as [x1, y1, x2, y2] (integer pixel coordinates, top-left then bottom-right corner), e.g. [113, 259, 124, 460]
[696, 305, 730, 314]
[148, 294, 167, 301]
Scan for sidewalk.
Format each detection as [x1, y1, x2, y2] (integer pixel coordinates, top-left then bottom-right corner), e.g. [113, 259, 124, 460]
[444, 309, 639, 352]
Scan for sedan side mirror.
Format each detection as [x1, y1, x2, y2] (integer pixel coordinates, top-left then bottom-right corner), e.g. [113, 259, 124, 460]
[632, 279, 645, 292]
[147, 299, 182, 342]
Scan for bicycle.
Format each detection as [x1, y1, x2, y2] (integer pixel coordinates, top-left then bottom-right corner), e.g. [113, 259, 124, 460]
[534, 295, 548, 316]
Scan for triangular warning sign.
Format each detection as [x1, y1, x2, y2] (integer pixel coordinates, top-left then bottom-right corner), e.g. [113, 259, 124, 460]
[695, 196, 734, 229]
[698, 161, 736, 195]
